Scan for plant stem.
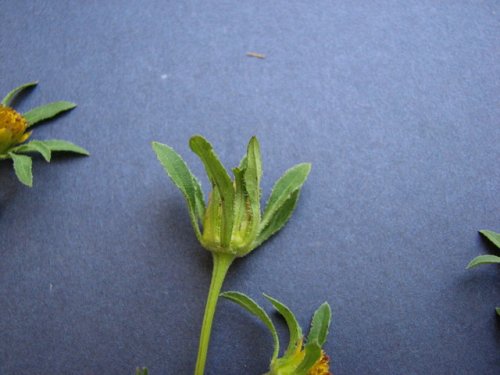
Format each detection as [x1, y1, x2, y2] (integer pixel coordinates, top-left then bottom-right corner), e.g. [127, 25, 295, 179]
[194, 252, 235, 375]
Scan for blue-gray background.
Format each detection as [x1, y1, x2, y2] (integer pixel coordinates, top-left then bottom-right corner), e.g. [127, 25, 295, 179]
[0, 1, 499, 374]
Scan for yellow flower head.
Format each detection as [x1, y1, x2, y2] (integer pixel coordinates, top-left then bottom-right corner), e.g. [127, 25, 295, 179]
[307, 351, 332, 375]
[0, 104, 30, 154]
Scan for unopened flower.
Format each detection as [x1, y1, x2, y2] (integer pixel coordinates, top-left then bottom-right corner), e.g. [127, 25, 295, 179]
[152, 135, 311, 374]
[0, 81, 89, 186]
[221, 291, 332, 375]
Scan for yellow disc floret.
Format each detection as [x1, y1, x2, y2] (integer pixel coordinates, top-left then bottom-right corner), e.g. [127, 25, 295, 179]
[307, 351, 332, 375]
[0, 104, 30, 154]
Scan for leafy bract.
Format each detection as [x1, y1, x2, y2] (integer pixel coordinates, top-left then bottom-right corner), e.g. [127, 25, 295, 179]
[24, 101, 76, 127]
[307, 302, 331, 346]
[221, 291, 279, 360]
[190, 135, 234, 248]
[264, 293, 302, 359]
[38, 139, 89, 155]
[258, 163, 311, 245]
[12, 140, 52, 162]
[467, 255, 500, 269]
[479, 230, 500, 249]
[9, 152, 33, 187]
[1, 81, 38, 106]
[255, 189, 300, 248]
[152, 142, 205, 240]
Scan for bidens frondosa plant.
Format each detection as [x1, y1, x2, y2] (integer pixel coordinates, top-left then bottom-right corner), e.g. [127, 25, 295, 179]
[152, 135, 311, 374]
[221, 291, 332, 375]
[0, 81, 89, 187]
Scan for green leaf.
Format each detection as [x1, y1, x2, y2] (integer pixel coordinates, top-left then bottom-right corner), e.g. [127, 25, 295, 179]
[221, 291, 279, 360]
[9, 152, 33, 187]
[37, 139, 89, 156]
[135, 368, 148, 375]
[23, 101, 76, 127]
[294, 341, 322, 375]
[254, 189, 301, 248]
[307, 302, 331, 346]
[259, 163, 311, 238]
[496, 307, 500, 316]
[11, 140, 52, 162]
[189, 135, 234, 248]
[152, 142, 205, 239]
[467, 255, 500, 269]
[264, 293, 303, 359]
[479, 230, 500, 249]
[1, 81, 38, 106]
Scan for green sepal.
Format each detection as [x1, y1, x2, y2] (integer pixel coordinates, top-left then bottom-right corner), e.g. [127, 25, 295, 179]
[190, 135, 234, 248]
[307, 302, 331, 346]
[11, 140, 52, 162]
[9, 152, 33, 187]
[479, 230, 500, 248]
[221, 291, 280, 361]
[36, 139, 89, 156]
[152, 142, 205, 240]
[24, 101, 76, 127]
[496, 307, 500, 316]
[1, 81, 38, 106]
[135, 368, 148, 375]
[258, 163, 311, 245]
[264, 293, 303, 359]
[467, 255, 500, 269]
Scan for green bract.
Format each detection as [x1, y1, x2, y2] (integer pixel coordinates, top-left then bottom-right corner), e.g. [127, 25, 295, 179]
[221, 291, 332, 375]
[467, 229, 500, 316]
[0, 81, 89, 187]
[152, 135, 311, 375]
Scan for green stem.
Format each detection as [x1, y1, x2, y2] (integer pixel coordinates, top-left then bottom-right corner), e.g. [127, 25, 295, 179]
[194, 252, 235, 375]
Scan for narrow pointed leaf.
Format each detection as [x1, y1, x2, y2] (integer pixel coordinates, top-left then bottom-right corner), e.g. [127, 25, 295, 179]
[9, 152, 33, 187]
[152, 142, 205, 239]
[189, 135, 234, 248]
[12, 140, 52, 162]
[479, 230, 500, 249]
[261, 163, 311, 230]
[38, 139, 89, 156]
[221, 291, 279, 360]
[1, 81, 38, 106]
[254, 189, 300, 248]
[264, 293, 302, 359]
[307, 302, 331, 346]
[295, 342, 322, 375]
[467, 255, 500, 269]
[24, 101, 76, 127]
